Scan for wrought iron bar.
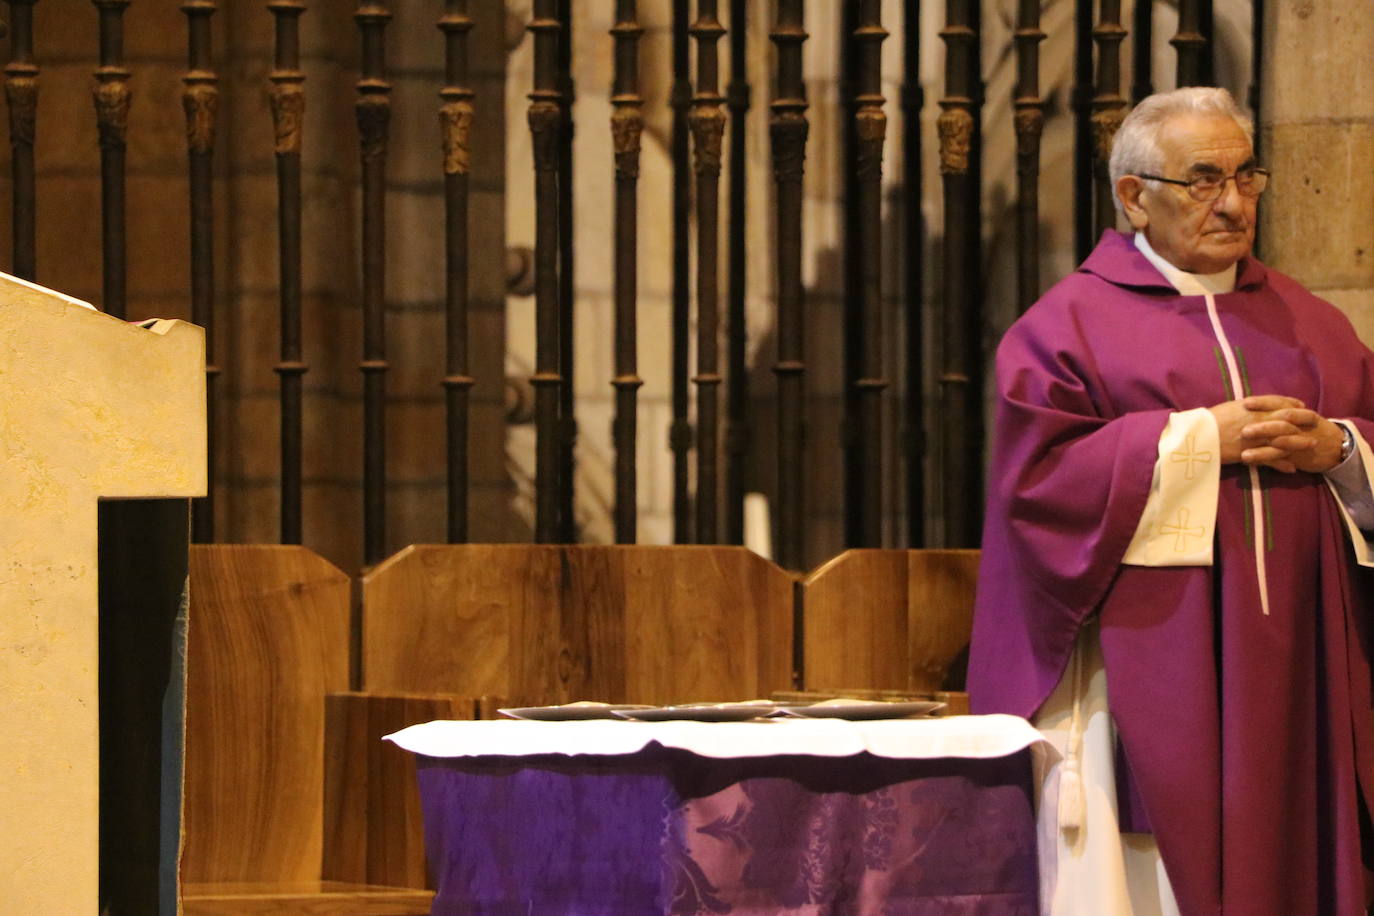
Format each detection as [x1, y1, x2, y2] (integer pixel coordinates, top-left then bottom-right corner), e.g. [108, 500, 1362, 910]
[1131, 0, 1153, 104]
[902, 0, 925, 546]
[841, 2, 861, 547]
[611, 0, 643, 544]
[1200, 0, 1214, 85]
[901, 0, 923, 543]
[184, 0, 218, 543]
[724, 0, 749, 545]
[556, 0, 575, 543]
[528, 1, 563, 543]
[5, 0, 37, 281]
[439, 0, 473, 543]
[852, 1, 887, 548]
[669, 0, 692, 543]
[356, 1, 391, 565]
[938, 0, 978, 547]
[1013, 0, 1045, 315]
[1068, 0, 1091, 263]
[690, 0, 726, 545]
[268, 0, 306, 545]
[92, 0, 130, 318]
[1172, 0, 1205, 87]
[1092, 0, 1127, 237]
[769, 0, 807, 570]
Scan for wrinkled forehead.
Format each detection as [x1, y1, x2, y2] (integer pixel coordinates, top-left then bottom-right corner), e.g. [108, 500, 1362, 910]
[1155, 113, 1254, 174]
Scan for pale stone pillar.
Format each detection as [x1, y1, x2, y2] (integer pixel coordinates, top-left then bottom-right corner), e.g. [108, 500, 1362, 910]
[0, 280, 205, 911]
[1260, 0, 1374, 341]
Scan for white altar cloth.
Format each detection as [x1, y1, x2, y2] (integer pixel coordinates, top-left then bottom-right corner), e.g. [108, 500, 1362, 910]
[385, 713, 1043, 761]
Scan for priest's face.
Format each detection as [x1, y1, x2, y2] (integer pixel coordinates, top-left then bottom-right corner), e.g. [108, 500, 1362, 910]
[1123, 113, 1257, 274]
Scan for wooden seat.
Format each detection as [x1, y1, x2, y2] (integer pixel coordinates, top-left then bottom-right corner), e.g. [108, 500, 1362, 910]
[361, 544, 795, 705]
[800, 549, 979, 702]
[183, 545, 432, 915]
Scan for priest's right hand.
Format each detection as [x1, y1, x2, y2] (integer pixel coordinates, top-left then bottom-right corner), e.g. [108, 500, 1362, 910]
[1209, 394, 1316, 473]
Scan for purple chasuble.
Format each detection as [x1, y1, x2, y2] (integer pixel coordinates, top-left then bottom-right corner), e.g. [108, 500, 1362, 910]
[969, 230, 1374, 915]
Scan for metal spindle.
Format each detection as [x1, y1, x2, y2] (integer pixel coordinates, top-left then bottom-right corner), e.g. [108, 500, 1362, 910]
[1013, 0, 1045, 314]
[690, 0, 726, 545]
[5, 0, 37, 281]
[841, 3, 861, 548]
[1132, 0, 1153, 104]
[1199, 0, 1214, 85]
[937, 0, 978, 547]
[770, 0, 807, 570]
[1173, 0, 1205, 87]
[439, 1, 473, 543]
[902, 0, 926, 547]
[92, 0, 130, 318]
[1092, 0, 1127, 237]
[268, 0, 306, 545]
[852, 2, 887, 547]
[356, 1, 391, 565]
[611, 1, 643, 544]
[669, 0, 692, 543]
[1071, 0, 1092, 263]
[528, 1, 564, 543]
[184, 0, 218, 543]
[556, 0, 576, 543]
[724, 0, 749, 545]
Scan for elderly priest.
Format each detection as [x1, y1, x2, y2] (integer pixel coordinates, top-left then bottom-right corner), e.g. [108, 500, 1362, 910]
[969, 86, 1374, 915]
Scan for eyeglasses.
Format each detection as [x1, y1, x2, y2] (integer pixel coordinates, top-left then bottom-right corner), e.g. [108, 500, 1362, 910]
[1136, 166, 1271, 202]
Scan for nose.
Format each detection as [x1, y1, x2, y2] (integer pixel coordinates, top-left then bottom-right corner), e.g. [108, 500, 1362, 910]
[1212, 175, 1248, 220]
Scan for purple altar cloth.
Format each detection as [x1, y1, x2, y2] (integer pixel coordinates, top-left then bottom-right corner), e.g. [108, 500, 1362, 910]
[416, 745, 1038, 915]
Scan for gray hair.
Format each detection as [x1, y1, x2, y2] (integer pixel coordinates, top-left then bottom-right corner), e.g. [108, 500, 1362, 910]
[1108, 87, 1254, 214]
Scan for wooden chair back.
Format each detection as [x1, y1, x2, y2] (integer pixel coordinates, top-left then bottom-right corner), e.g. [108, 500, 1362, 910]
[183, 545, 431, 913]
[801, 549, 979, 693]
[361, 544, 795, 705]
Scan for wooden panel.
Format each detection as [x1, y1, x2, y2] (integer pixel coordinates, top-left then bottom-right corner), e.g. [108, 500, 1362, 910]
[183, 545, 351, 883]
[323, 692, 477, 890]
[363, 545, 795, 705]
[906, 549, 979, 691]
[182, 881, 432, 915]
[802, 549, 979, 693]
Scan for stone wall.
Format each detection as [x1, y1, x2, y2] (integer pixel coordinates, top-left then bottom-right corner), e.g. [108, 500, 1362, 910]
[1260, 0, 1374, 341]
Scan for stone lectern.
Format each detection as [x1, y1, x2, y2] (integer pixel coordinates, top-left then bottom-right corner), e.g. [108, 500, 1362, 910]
[0, 276, 206, 913]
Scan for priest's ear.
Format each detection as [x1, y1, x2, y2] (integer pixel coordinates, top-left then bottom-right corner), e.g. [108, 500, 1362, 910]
[1116, 175, 1150, 230]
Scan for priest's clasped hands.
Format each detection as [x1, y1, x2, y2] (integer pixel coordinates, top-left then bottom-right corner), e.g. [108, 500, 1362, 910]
[1209, 394, 1345, 473]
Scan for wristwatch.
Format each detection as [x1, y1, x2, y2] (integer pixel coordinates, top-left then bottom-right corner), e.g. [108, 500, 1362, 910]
[1340, 424, 1356, 463]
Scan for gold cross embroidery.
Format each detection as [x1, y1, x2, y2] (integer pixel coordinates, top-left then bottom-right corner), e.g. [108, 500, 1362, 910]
[1169, 435, 1214, 480]
[1160, 507, 1206, 553]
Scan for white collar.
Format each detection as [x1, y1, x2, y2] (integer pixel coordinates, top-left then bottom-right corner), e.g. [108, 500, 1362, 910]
[1133, 231, 1237, 295]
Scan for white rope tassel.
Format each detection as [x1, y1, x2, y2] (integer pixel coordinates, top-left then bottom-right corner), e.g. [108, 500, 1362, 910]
[1058, 634, 1087, 833]
[1203, 293, 1271, 616]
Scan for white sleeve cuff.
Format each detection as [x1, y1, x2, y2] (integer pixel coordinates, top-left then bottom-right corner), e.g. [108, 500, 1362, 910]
[1122, 407, 1220, 567]
[1324, 420, 1374, 567]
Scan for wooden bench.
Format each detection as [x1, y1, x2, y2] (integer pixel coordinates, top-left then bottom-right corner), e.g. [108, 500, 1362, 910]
[182, 545, 432, 914]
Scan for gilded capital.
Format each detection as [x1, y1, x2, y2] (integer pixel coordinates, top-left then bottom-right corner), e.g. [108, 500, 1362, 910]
[93, 77, 131, 151]
[183, 83, 218, 154]
[689, 107, 725, 176]
[938, 107, 974, 175]
[611, 106, 643, 179]
[441, 99, 474, 176]
[269, 82, 305, 154]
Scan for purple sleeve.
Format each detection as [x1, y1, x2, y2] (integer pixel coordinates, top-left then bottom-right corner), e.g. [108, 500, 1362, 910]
[968, 318, 1170, 718]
